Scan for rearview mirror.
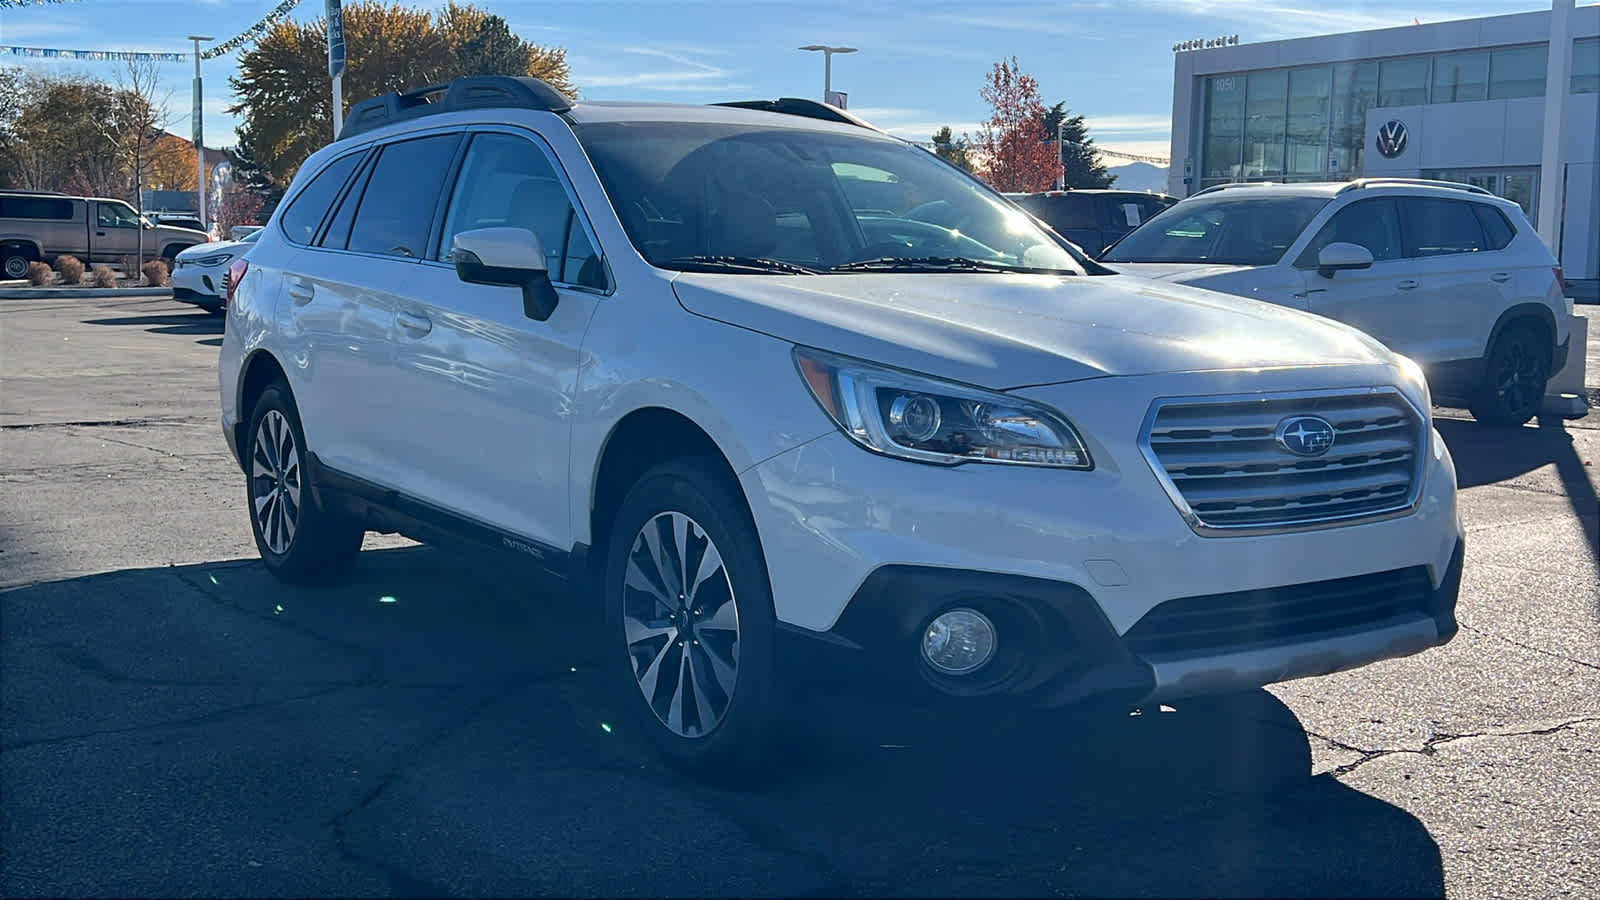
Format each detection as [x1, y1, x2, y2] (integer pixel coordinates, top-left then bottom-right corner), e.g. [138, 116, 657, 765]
[1316, 241, 1374, 278]
[450, 227, 559, 321]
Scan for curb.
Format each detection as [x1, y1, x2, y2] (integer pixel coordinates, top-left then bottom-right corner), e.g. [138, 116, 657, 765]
[0, 287, 174, 300]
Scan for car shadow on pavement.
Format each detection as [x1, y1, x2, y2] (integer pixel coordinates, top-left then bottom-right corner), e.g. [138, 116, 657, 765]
[1436, 417, 1600, 568]
[80, 312, 223, 337]
[1, 545, 1446, 898]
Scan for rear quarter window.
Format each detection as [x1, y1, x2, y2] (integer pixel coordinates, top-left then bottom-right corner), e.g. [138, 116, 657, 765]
[1471, 204, 1515, 250]
[0, 197, 75, 220]
[279, 151, 367, 245]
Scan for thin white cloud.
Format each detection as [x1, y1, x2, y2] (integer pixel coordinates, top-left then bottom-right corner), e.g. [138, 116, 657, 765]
[0, 22, 79, 41]
[1135, 0, 1498, 40]
[1081, 114, 1173, 135]
[572, 43, 743, 93]
[929, 12, 1103, 39]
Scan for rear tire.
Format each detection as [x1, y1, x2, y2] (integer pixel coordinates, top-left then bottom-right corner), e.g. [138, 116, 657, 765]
[1468, 325, 1550, 427]
[3, 247, 35, 280]
[601, 458, 779, 783]
[244, 380, 364, 584]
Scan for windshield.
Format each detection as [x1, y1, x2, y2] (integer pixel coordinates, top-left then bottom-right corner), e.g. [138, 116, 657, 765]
[573, 121, 1086, 275]
[1100, 194, 1330, 266]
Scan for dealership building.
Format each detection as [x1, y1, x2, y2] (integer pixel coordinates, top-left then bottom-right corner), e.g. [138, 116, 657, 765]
[1164, 5, 1600, 293]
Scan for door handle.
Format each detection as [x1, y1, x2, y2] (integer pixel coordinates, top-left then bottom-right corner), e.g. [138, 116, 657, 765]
[396, 311, 432, 336]
[96, 231, 107, 237]
[1396, 279, 1419, 290]
[287, 278, 315, 305]
[1490, 272, 1511, 283]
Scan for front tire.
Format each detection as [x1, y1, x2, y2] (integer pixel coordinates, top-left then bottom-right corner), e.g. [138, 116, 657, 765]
[245, 381, 364, 583]
[602, 458, 779, 782]
[1468, 325, 1551, 427]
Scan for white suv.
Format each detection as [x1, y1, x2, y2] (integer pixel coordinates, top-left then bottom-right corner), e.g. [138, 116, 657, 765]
[218, 78, 1465, 779]
[1100, 179, 1573, 427]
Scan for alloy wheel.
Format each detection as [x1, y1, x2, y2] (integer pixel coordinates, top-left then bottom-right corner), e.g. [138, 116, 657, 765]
[251, 409, 301, 555]
[1490, 336, 1547, 420]
[622, 511, 741, 738]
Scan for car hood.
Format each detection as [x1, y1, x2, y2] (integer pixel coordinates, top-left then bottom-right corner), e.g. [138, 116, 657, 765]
[670, 272, 1394, 390]
[175, 239, 249, 258]
[1098, 261, 1257, 282]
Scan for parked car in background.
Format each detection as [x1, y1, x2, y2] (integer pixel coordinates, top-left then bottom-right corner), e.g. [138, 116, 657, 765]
[230, 225, 264, 241]
[148, 212, 207, 233]
[1005, 189, 1177, 256]
[172, 229, 260, 312]
[1, 190, 209, 278]
[219, 77, 1464, 781]
[1100, 179, 1572, 427]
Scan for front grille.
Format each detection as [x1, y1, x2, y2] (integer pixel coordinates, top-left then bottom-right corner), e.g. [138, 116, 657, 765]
[1140, 389, 1425, 532]
[1123, 565, 1433, 657]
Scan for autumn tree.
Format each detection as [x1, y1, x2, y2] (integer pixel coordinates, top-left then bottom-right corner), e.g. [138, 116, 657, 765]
[973, 57, 1059, 192]
[145, 133, 215, 192]
[1, 72, 124, 194]
[930, 125, 974, 173]
[215, 183, 265, 239]
[103, 59, 175, 265]
[230, 0, 574, 190]
[1042, 102, 1116, 189]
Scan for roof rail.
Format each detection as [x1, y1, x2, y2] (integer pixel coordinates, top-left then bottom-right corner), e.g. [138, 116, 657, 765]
[1190, 181, 1281, 197]
[712, 97, 884, 132]
[1338, 177, 1493, 196]
[341, 76, 572, 140]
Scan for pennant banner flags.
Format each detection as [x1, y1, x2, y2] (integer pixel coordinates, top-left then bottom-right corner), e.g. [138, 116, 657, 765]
[1, 0, 307, 61]
[3, 46, 186, 62]
[199, 0, 305, 60]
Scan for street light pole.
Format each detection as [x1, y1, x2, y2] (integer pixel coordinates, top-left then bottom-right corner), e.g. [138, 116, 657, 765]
[188, 35, 213, 230]
[799, 45, 856, 104]
[1056, 118, 1066, 190]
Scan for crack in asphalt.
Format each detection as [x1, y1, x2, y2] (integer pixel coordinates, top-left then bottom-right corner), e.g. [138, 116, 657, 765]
[0, 416, 209, 430]
[1456, 621, 1600, 671]
[1325, 716, 1600, 778]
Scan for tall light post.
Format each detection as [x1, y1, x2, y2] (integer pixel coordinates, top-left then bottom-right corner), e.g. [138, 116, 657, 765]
[189, 35, 213, 230]
[799, 44, 856, 104]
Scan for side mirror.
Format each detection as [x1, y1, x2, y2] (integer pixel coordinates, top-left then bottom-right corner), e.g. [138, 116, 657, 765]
[1316, 241, 1374, 279]
[449, 227, 559, 321]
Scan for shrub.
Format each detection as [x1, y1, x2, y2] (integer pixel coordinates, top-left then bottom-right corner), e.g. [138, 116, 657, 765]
[25, 260, 52, 286]
[91, 264, 117, 288]
[54, 254, 85, 285]
[141, 259, 170, 287]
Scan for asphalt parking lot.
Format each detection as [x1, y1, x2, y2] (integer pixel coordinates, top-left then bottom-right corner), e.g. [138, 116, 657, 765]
[3, 294, 1597, 898]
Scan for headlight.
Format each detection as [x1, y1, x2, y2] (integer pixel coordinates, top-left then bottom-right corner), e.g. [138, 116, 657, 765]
[794, 347, 1092, 469]
[188, 253, 233, 267]
[1395, 353, 1432, 414]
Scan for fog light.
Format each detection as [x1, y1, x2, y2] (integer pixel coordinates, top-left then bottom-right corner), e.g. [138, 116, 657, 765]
[921, 608, 996, 675]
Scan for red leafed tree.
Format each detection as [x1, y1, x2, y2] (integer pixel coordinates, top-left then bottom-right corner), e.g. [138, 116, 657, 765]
[974, 57, 1059, 192]
[215, 184, 264, 239]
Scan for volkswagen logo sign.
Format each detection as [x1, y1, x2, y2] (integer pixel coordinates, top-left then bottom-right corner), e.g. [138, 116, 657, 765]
[1276, 416, 1337, 457]
[1375, 120, 1408, 159]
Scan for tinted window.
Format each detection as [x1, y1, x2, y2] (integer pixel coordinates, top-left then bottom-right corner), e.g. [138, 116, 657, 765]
[1101, 195, 1329, 266]
[317, 155, 372, 250]
[1043, 195, 1099, 231]
[0, 196, 74, 219]
[1402, 198, 1487, 257]
[1471, 204, 1515, 250]
[437, 132, 604, 288]
[348, 134, 460, 258]
[1378, 57, 1429, 106]
[1297, 198, 1404, 266]
[1488, 45, 1546, 99]
[280, 151, 364, 245]
[1098, 195, 1169, 231]
[1431, 51, 1488, 103]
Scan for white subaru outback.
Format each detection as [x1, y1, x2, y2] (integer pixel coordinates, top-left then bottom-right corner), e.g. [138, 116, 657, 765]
[218, 78, 1465, 778]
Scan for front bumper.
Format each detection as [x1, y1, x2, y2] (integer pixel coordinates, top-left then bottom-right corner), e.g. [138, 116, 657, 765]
[171, 263, 223, 302]
[744, 364, 1465, 709]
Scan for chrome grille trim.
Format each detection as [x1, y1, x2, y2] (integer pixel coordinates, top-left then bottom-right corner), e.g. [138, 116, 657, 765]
[1138, 386, 1428, 536]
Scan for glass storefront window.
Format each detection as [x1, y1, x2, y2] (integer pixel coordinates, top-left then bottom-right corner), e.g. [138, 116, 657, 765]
[1489, 45, 1547, 99]
[1243, 70, 1288, 177]
[1574, 38, 1599, 94]
[1329, 61, 1378, 176]
[1431, 51, 1488, 102]
[1202, 74, 1246, 182]
[1501, 172, 1536, 219]
[1286, 67, 1331, 177]
[1379, 56, 1430, 106]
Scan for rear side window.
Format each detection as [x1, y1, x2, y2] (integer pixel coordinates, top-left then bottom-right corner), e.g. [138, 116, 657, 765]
[1044, 195, 1099, 230]
[1471, 204, 1515, 250]
[0, 196, 74, 219]
[1099, 195, 1168, 230]
[280, 152, 365, 245]
[1401, 198, 1487, 257]
[346, 134, 461, 259]
[1296, 198, 1404, 266]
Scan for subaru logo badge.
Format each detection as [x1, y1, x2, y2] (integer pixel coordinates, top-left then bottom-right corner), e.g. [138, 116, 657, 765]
[1375, 120, 1408, 159]
[1276, 416, 1336, 457]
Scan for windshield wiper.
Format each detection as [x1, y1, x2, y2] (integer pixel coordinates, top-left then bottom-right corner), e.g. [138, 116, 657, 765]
[659, 255, 820, 275]
[830, 256, 1076, 275]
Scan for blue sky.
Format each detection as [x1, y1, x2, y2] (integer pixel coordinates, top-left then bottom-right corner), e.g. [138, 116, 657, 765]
[0, 0, 1554, 164]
